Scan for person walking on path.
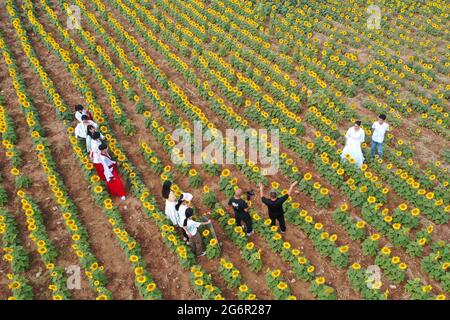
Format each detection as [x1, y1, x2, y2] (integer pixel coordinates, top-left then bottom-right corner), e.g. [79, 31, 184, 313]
[259, 181, 298, 233]
[371, 114, 389, 159]
[98, 143, 126, 200]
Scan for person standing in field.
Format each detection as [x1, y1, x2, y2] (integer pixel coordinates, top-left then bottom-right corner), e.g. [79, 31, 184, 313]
[182, 208, 211, 257]
[162, 180, 178, 225]
[228, 188, 253, 236]
[86, 125, 104, 154]
[371, 114, 389, 159]
[98, 143, 126, 200]
[175, 192, 194, 242]
[341, 120, 365, 168]
[90, 132, 106, 180]
[259, 181, 298, 233]
[74, 115, 98, 140]
[74, 104, 93, 123]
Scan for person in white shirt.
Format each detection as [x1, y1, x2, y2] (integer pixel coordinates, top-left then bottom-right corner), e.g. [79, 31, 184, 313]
[174, 192, 193, 241]
[86, 125, 104, 154]
[98, 143, 126, 200]
[371, 114, 389, 158]
[74, 115, 98, 140]
[182, 208, 211, 257]
[75, 104, 93, 123]
[162, 181, 178, 225]
[341, 120, 365, 168]
[90, 132, 105, 180]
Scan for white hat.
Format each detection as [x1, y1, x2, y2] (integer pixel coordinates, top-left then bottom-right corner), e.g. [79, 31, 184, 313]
[182, 193, 193, 202]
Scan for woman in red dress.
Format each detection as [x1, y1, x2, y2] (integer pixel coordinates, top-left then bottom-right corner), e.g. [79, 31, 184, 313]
[98, 143, 126, 200]
[90, 132, 106, 181]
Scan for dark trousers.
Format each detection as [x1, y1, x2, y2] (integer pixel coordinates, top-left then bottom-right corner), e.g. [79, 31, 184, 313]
[236, 212, 253, 234]
[269, 213, 286, 232]
[180, 227, 189, 240]
[189, 232, 205, 256]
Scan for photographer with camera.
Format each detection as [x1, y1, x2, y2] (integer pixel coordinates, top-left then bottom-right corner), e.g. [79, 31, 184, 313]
[228, 188, 254, 236]
[259, 181, 298, 233]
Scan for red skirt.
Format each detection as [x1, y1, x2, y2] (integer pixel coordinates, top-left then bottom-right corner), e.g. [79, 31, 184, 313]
[106, 164, 126, 197]
[86, 110, 94, 121]
[94, 163, 106, 181]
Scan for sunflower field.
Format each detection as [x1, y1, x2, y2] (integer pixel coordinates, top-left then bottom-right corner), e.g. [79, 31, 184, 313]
[0, 0, 448, 301]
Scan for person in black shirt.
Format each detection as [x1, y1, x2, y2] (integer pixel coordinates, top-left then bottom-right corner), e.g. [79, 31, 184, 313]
[259, 181, 298, 233]
[228, 188, 253, 236]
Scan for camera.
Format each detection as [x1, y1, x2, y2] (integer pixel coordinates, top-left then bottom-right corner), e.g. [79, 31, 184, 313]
[245, 190, 255, 200]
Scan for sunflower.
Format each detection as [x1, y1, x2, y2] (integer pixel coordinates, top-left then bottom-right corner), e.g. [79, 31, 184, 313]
[273, 234, 282, 241]
[351, 263, 361, 270]
[239, 284, 249, 292]
[314, 223, 323, 230]
[356, 221, 365, 229]
[315, 277, 325, 285]
[339, 246, 349, 254]
[94, 186, 103, 194]
[303, 173, 312, 181]
[221, 169, 230, 177]
[134, 267, 144, 276]
[277, 282, 288, 290]
[391, 256, 400, 264]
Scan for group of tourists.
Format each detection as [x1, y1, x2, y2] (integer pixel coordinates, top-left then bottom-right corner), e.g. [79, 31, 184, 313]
[75, 102, 389, 258]
[162, 181, 211, 257]
[162, 177, 300, 257]
[73, 105, 127, 200]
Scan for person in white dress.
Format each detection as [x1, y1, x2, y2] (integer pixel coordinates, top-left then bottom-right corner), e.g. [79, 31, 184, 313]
[341, 121, 365, 168]
[74, 115, 98, 140]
